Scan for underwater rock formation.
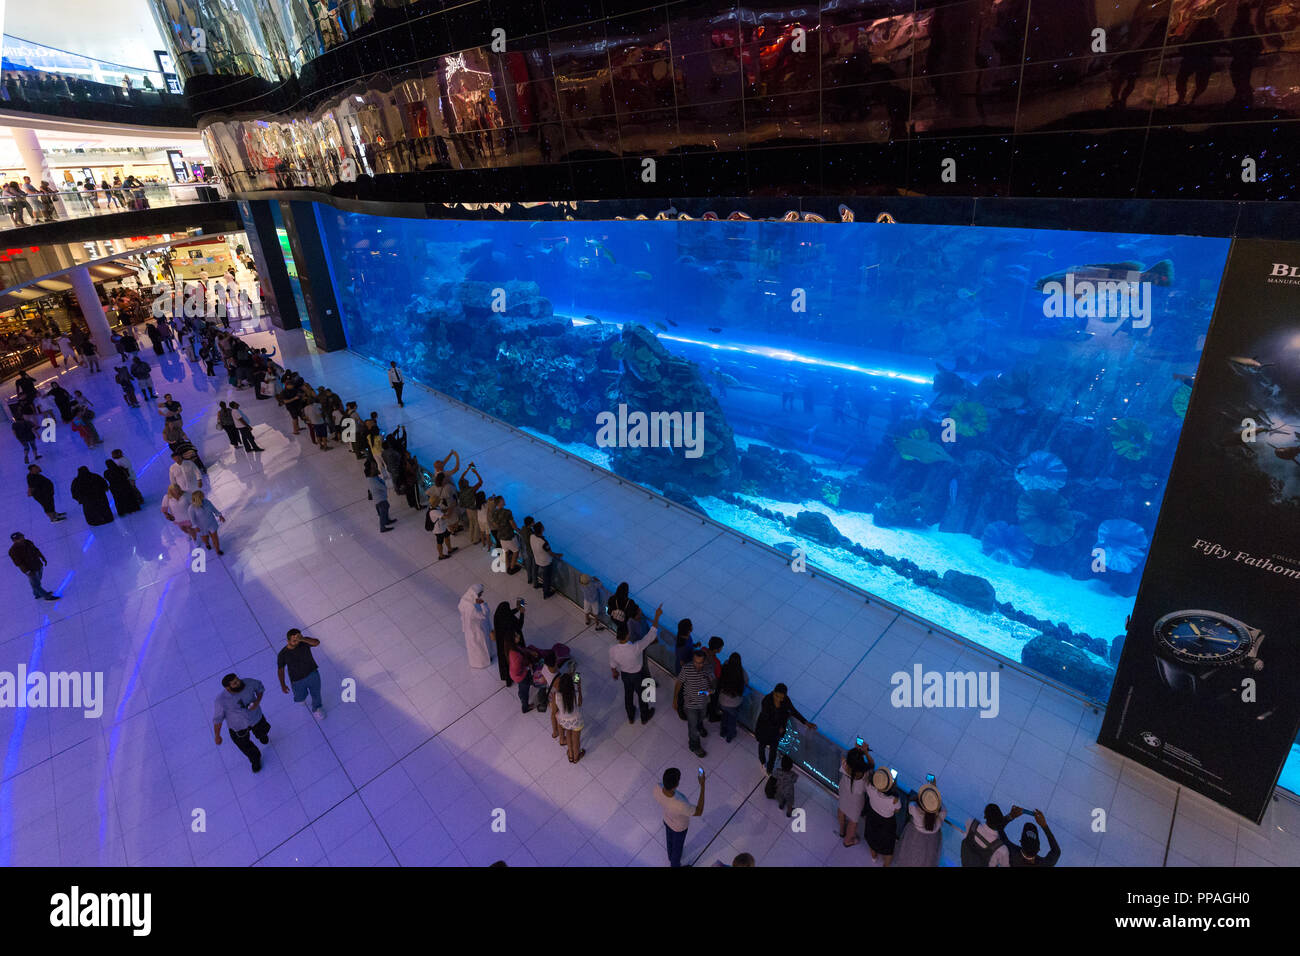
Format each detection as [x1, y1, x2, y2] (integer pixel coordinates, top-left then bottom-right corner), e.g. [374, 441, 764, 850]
[609, 324, 740, 494]
[791, 510, 852, 550]
[661, 482, 706, 515]
[1021, 634, 1115, 700]
[936, 569, 997, 614]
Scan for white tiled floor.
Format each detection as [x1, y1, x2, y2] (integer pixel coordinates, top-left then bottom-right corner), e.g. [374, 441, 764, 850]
[2, 338, 1298, 867]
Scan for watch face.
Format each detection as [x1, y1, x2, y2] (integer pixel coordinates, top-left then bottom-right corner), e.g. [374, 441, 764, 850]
[1154, 610, 1253, 666]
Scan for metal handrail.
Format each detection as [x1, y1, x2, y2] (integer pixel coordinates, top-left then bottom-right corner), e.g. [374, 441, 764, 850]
[345, 350, 1037, 861]
[349, 350, 1108, 711]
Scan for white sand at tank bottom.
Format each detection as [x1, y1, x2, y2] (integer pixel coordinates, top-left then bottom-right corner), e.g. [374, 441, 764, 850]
[713, 495, 1129, 657]
[701, 495, 1042, 661]
[516, 436, 1122, 665]
[520, 428, 613, 471]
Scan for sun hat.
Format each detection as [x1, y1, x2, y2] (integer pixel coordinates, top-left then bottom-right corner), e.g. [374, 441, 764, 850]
[917, 784, 942, 813]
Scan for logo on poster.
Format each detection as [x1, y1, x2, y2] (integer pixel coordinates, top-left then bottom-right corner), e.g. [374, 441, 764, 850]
[1140, 731, 1161, 748]
[1267, 263, 1300, 285]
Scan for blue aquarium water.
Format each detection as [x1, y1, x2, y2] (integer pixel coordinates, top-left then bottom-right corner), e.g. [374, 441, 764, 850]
[318, 208, 1231, 701]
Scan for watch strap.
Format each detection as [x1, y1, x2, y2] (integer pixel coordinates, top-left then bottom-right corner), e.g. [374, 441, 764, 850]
[1156, 655, 1199, 694]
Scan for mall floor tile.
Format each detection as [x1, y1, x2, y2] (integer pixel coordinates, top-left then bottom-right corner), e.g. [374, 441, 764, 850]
[0, 341, 1296, 867]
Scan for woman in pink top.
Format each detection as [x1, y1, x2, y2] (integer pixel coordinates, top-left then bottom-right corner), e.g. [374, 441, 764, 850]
[507, 633, 536, 713]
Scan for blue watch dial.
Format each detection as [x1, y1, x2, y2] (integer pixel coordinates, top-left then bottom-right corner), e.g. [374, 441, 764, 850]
[1154, 611, 1252, 666]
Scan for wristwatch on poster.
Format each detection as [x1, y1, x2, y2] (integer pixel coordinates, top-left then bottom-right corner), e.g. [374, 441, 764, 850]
[1152, 609, 1264, 696]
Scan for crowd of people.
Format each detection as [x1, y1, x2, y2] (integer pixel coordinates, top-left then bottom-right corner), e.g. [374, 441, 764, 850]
[0, 174, 160, 227]
[2, 176, 60, 226]
[6, 319, 1063, 868]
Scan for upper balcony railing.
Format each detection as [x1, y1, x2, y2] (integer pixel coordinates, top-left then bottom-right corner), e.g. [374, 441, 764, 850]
[0, 181, 226, 232]
[0, 35, 192, 126]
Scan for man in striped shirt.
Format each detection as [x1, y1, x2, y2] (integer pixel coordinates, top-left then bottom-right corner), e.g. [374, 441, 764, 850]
[674, 645, 715, 758]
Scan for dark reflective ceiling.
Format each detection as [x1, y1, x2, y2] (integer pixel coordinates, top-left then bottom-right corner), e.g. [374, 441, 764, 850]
[151, 0, 1300, 203]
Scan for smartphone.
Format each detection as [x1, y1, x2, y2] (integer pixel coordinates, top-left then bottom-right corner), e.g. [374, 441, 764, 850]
[518, 598, 526, 606]
[697, 767, 704, 777]
[573, 673, 581, 684]
[926, 773, 936, 784]
[855, 736, 864, 748]
[698, 689, 708, 696]
[889, 768, 898, 780]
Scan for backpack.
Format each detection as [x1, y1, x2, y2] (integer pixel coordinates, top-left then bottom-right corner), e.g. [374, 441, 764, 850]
[960, 823, 1004, 867]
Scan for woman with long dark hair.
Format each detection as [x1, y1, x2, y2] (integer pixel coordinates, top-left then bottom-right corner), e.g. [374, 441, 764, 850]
[606, 581, 632, 626]
[493, 599, 525, 688]
[551, 671, 585, 763]
[717, 653, 747, 743]
[506, 630, 536, 713]
[837, 747, 869, 848]
[895, 782, 945, 867]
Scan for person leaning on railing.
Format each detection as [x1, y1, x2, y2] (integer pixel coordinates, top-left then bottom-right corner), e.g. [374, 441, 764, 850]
[754, 682, 817, 775]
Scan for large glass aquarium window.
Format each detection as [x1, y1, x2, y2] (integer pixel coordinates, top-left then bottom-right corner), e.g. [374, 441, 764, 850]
[319, 209, 1231, 701]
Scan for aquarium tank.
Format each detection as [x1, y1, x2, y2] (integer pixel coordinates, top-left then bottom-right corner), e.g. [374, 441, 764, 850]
[318, 208, 1231, 701]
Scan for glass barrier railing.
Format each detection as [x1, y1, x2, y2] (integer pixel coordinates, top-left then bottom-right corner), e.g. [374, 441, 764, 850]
[542, 548, 975, 865]
[0, 182, 227, 231]
[1, 35, 188, 117]
[348, 353, 1023, 866]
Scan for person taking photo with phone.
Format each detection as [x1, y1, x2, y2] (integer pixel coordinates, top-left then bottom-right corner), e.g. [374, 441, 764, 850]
[654, 767, 705, 868]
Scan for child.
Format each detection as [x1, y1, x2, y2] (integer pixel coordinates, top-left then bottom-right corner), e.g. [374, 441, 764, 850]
[427, 500, 455, 560]
[580, 574, 606, 631]
[772, 754, 797, 818]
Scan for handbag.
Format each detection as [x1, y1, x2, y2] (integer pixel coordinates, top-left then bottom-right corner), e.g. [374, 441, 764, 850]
[424, 508, 434, 531]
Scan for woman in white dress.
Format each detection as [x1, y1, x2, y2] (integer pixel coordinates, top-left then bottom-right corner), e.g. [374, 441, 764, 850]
[837, 749, 870, 848]
[551, 671, 585, 763]
[458, 583, 493, 668]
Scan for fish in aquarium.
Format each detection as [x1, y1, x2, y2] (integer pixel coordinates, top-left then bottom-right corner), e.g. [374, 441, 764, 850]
[324, 210, 1232, 701]
[1034, 259, 1174, 291]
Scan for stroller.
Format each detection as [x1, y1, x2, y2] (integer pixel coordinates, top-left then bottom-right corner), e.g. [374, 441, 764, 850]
[526, 641, 572, 710]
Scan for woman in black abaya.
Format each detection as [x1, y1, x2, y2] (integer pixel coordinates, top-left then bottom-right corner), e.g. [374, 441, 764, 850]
[493, 600, 526, 689]
[103, 459, 142, 515]
[70, 466, 114, 526]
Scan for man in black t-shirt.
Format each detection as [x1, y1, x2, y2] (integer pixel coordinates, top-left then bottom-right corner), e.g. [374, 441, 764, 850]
[1000, 807, 1061, 867]
[277, 628, 324, 719]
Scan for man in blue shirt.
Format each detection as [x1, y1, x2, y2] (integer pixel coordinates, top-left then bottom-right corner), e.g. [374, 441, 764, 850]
[213, 674, 271, 772]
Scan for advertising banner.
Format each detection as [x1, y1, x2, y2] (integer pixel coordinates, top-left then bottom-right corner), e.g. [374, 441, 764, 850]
[1100, 239, 1300, 822]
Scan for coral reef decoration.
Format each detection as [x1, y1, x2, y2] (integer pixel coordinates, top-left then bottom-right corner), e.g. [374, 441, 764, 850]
[1109, 417, 1153, 460]
[1014, 450, 1068, 491]
[1172, 383, 1192, 419]
[610, 323, 741, 494]
[980, 521, 1035, 566]
[948, 399, 990, 437]
[1094, 518, 1149, 574]
[1016, 489, 1077, 547]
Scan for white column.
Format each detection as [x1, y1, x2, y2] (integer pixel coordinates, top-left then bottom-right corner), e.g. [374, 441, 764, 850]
[12, 127, 54, 187]
[69, 265, 113, 356]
